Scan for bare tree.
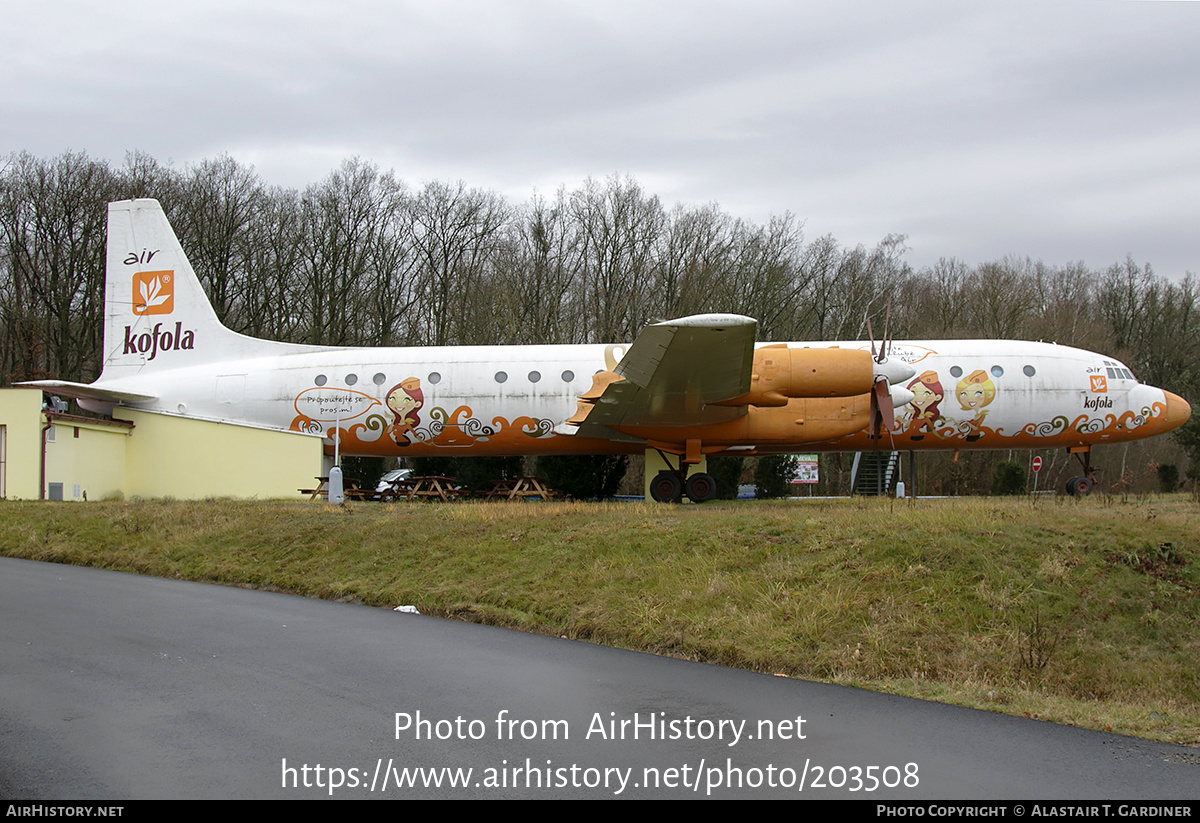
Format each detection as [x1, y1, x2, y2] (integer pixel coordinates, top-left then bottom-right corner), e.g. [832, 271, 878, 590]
[492, 188, 584, 344]
[410, 180, 508, 346]
[0, 151, 117, 381]
[653, 202, 735, 321]
[298, 158, 404, 345]
[238, 187, 306, 342]
[963, 256, 1036, 339]
[170, 155, 267, 327]
[900, 257, 971, 338]
[570, 175, 664, 342]
[1026, 260, 1099, 347]
[725, 213, 807, 341]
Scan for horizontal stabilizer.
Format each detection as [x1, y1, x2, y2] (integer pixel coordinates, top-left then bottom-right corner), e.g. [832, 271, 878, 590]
[18, 380, 159, 411]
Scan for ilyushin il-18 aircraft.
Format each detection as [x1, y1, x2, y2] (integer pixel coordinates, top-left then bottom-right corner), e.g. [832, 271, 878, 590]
[24, 199, 1192, 502]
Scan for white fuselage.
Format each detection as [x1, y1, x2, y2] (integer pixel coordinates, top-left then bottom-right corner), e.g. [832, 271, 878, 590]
[93, 338, 1184, 457]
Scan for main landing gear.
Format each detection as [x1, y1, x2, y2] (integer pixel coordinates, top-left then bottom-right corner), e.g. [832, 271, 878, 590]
[647, 445, 719, 503]
[649, 446, 718, 504]
[650, 470, 718, 503]
[652, 475, 715, 506]
[1065, 447, 1097, 496]
[684, 472, 717, 503]
[649, 471, 682, 502]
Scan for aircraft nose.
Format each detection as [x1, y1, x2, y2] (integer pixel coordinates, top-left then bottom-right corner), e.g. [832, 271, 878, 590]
[1161, 390, 1192, 433]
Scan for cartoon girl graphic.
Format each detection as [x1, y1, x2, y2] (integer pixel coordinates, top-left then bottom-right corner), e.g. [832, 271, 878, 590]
[386, 377, 423, 446]
[956, 370, 996, 441]
[904, 370, 944, 440]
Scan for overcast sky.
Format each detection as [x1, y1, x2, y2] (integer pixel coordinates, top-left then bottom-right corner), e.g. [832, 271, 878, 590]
[4, 0, 1198, 277]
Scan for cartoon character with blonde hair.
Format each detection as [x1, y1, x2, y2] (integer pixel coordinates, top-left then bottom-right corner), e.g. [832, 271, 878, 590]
[386, 377, 423, 446]
[905, 370, 944, 440]
[956, 370, 995, 441]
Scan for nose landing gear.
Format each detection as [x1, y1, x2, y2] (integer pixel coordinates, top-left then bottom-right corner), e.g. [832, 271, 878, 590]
[1065, 475, 1092, 496]
[1066, 447, 1096, 496]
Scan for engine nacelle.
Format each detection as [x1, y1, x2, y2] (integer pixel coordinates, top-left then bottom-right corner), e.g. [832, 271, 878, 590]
[616, 395, 872, 446]
[715, 345, 875, 407]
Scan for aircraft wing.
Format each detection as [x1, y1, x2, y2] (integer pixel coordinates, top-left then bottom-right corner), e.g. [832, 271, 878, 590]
[17, 380, 158, 406]
[569, 314, 756, 439]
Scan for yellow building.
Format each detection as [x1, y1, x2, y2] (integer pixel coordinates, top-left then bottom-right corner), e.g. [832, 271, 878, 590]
[0, 388, 324, 501]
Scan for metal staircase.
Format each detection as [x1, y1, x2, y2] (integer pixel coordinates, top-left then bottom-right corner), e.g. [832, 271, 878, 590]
[851, 451, 901, 496]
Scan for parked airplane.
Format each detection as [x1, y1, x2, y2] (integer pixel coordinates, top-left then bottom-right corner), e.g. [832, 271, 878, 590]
[23, 199, 1192, 501]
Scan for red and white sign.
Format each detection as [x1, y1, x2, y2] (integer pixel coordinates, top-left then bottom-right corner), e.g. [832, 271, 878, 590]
[1032, 456, 1042, 473]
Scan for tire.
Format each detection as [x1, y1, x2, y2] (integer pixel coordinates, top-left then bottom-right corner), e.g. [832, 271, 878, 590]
[684, 472, 717, 503]
[1074, 476, 1093, 496]
[1066, 476, 1082, 496]
[650, 471, 683, 503]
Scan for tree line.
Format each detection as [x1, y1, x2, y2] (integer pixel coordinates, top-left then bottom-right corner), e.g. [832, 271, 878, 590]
[3, 150, 1198, 481]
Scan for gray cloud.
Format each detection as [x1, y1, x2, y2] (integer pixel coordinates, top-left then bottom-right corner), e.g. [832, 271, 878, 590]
[4, 0, 1197, 276]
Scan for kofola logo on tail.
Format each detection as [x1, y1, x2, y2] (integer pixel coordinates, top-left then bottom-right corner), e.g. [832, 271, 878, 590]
[124, 266, 197, 360]
[132, 270, 174, 315]
[123, 321, 195, 360]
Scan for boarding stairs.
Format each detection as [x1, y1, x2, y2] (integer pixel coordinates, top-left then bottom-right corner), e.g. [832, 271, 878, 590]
[851, 451, 901, 497]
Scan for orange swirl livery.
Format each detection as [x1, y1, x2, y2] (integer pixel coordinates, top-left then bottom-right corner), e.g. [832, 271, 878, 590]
[21, 199, 1192, 502]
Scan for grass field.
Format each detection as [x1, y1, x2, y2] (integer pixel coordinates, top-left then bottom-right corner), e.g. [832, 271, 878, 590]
[2, 493, 1197, 745]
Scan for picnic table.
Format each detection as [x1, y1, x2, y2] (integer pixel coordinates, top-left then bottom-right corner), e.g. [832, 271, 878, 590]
[483, 476, 559, 501]
[378, 475, 463, 503]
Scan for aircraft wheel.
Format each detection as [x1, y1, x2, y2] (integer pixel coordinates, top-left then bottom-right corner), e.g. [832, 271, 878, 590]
[684, 472, 717, 503]
[1074, 476, 1093, 496]
[650, 471, 683, 503]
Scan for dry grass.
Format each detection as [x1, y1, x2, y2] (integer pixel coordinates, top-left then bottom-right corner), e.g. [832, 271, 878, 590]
[2, 493, 1198, 744]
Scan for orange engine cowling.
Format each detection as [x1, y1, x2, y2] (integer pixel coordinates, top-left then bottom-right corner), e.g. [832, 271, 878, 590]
[716, 345, 875, 407]
[615, 395, 872, 446]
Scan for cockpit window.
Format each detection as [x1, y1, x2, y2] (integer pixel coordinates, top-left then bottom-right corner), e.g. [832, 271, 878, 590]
[1104, 360, 1138, 383]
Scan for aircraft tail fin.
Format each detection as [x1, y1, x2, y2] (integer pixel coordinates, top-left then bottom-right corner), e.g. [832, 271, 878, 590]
[99, 199, 281, 380]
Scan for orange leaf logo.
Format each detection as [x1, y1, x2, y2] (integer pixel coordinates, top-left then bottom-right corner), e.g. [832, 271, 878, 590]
[1090, 375, 1107, 393]
[132, 271, 174, 316]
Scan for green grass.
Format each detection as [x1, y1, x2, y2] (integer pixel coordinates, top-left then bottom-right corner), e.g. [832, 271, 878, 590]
[3, 494, 1198, 744]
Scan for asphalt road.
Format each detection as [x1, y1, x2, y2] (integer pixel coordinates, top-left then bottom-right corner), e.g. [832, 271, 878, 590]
[1, 556, 1197, 799]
